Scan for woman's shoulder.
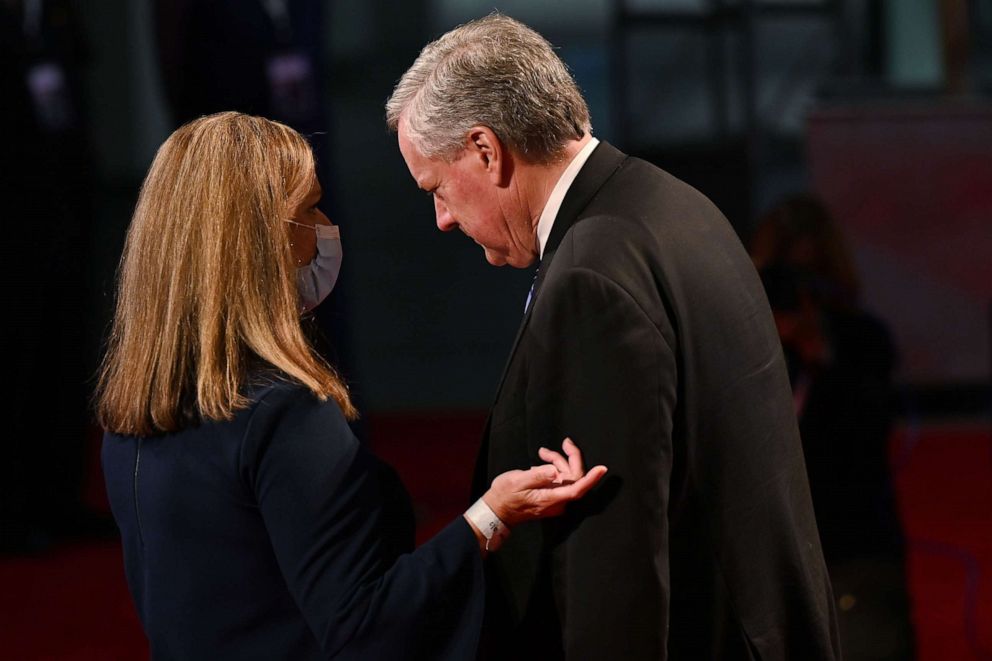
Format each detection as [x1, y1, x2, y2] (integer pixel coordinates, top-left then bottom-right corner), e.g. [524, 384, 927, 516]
[245, 374, 347, 419]
[240, 375, 358, 461]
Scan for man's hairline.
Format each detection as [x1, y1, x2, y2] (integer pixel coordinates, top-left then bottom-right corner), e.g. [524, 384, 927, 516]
[397, 111, 574, 168]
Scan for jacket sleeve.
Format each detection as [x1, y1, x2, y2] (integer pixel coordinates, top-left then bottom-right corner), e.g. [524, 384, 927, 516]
[526, 265, 677, 660]
[241, 386, 484, 660]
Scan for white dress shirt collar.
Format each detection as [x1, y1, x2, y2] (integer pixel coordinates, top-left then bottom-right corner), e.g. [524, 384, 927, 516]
[535, 137, 600, 260]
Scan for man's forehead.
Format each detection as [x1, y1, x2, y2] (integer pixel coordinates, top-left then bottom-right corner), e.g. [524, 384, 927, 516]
[404, 152, 434, 188]
[396, 117, 421, 157]
[398, 127, 438, 185]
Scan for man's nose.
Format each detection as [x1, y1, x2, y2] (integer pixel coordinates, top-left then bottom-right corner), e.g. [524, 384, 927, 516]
[434, 196, 457, 232]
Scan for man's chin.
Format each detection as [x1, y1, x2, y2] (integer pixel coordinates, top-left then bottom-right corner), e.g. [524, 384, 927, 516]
[483, 248, 536, 269]
[483, 250, 508, 267]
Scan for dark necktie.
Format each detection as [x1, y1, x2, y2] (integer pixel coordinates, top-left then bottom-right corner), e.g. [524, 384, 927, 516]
[524, 262, 540, 313]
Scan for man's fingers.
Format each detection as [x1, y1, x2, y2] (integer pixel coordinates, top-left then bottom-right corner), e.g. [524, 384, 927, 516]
[525, 464, 560, 485]
[558, 465, 608, 500]
[561, 437, 585, 476]
[538, 447, 570, 476]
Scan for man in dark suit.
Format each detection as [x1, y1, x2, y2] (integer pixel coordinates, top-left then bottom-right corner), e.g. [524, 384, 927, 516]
[387, 14, 839, 660]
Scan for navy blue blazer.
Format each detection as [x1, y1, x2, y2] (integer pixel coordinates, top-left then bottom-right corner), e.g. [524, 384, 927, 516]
[103, 380, 483, 660]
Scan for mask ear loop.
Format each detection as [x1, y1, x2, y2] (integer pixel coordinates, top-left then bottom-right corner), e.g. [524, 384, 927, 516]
[284, 219, 313, 266]
[284, 218, 314, 231]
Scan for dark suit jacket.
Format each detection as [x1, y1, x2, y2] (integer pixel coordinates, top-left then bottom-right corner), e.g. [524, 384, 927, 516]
[103, 380, 484, 660]
[473, 143, 840, 660]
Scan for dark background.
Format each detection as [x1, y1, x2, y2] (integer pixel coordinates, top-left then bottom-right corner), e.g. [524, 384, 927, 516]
[1, 1, 990, 659]
[62, 0, 992, 411]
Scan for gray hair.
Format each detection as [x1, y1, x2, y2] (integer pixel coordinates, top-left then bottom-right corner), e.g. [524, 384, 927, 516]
[385, 13, 591, 163]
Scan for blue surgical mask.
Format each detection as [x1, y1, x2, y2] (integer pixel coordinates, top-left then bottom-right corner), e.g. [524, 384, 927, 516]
[286, 220, 342, 311]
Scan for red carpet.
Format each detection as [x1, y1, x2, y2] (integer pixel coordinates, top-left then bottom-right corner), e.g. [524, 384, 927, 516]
[2, 418, 989, 659]
[0, 541, 148, 660]
[891, 422, 992, 660]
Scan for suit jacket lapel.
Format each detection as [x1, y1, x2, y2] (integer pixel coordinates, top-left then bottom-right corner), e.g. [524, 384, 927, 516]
[489, 142, 628, 404]
[542, 141, 627, 259]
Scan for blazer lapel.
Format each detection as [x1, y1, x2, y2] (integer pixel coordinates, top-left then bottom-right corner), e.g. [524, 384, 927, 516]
[542, 141, 627, 259]
[489, 142, 628, 404]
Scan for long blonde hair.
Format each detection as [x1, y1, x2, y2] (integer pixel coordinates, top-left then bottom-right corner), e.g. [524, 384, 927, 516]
[97, 112, 356, 436]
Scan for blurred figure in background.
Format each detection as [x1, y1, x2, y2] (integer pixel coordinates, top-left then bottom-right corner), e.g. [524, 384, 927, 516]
[751, 193, 916, 660]
[0, 0, 106, 553]
[154, 0, 324, 135]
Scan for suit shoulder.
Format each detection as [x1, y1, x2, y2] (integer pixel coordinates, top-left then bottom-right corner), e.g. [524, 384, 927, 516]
[570, 157, 747, 271]
[554, 213, 652, 275]
[617, 157, 729, 222]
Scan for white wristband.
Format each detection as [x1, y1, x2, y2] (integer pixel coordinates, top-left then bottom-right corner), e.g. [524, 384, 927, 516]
[465, 498, 511, 551]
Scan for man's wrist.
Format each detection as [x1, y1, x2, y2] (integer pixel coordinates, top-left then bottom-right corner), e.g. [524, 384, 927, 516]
[464, 497, 511, 551]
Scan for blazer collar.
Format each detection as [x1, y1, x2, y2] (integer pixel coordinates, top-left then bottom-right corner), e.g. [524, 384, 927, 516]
[541, 141, 628, 262]
[530, 141, 627, 306]
[489, 142, 628, 407]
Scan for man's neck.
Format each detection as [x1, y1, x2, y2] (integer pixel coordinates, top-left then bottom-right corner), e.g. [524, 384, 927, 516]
[521, 134, 593, 232]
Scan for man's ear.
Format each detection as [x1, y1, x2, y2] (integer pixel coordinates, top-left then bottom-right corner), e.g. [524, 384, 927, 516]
[466, 126, 509, 186]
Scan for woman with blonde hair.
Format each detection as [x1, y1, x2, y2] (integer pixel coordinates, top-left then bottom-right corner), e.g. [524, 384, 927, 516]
[97, 112, 605, 660]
